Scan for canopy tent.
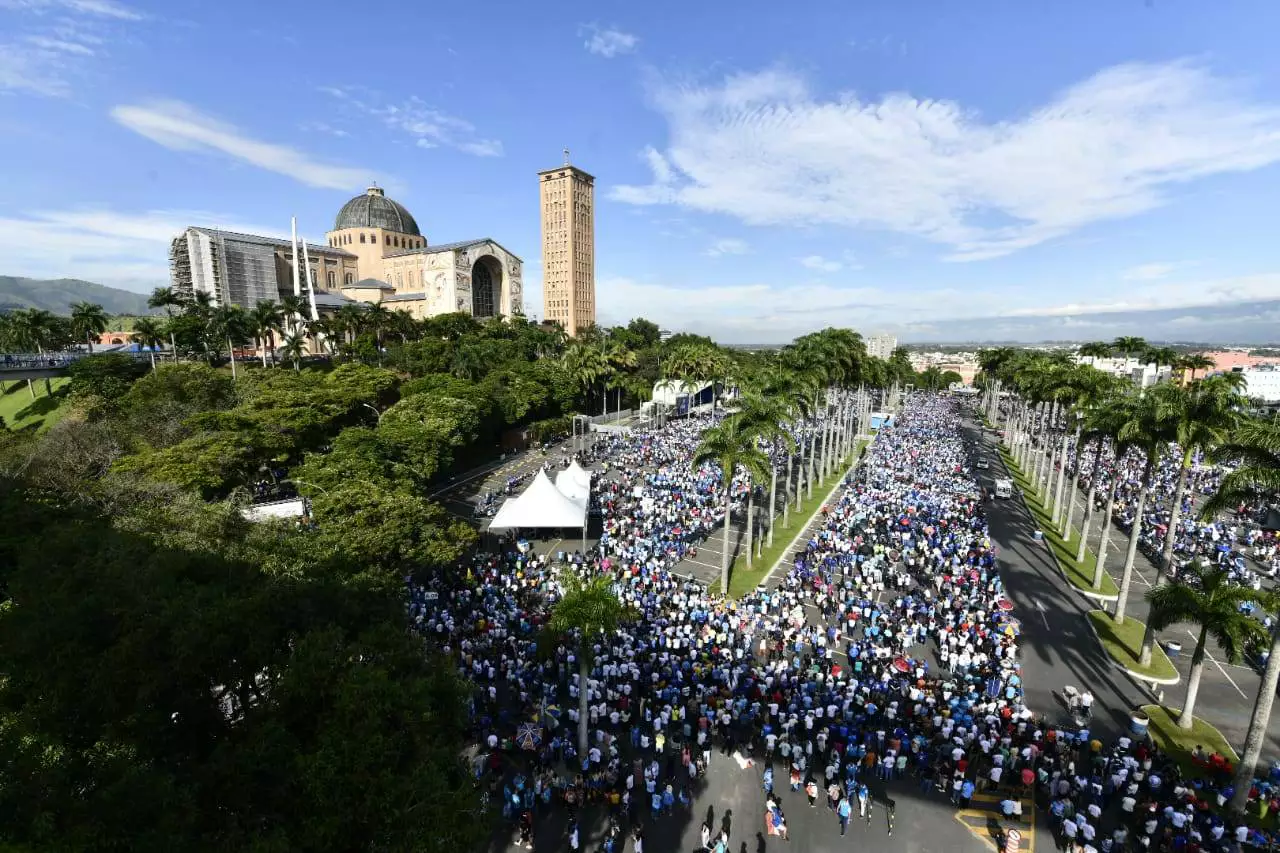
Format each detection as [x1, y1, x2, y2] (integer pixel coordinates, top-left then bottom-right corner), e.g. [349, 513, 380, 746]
[555, 461, 592, 503]
[488, 470, 588, 531]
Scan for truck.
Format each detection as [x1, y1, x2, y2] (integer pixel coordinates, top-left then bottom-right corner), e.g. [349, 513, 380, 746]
[994, 479, 1014, 500]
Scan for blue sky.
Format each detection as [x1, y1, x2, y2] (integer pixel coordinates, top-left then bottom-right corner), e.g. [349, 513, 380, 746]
[4, 0, 1280, 342]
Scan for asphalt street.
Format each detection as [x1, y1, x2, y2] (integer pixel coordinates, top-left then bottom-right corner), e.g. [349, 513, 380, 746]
[1018, 437, 1280, 763]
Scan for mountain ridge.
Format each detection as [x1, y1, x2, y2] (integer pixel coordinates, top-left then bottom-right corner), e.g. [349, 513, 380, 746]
[0, 276, 155, 316]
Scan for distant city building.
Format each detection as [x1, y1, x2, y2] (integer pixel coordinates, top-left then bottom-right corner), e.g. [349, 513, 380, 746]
[866, 333, 898, 360]
[1238, 365, 1280, 402]
[540, 151, 596, 336]
[659, 328, 675, 342]
[1075, 354, 1171, 387]
[169, 185, 523, 320]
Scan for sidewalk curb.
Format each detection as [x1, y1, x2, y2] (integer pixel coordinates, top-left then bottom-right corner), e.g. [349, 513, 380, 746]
[1083, 610, 1181, 689]
[759, 443, 870, 591]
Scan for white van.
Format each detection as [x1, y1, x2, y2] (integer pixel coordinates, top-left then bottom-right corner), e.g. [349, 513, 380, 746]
[994, 479, 1014, 500]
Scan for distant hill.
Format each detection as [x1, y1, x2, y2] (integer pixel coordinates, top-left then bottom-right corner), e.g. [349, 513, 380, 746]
[0, 276, 155, 316]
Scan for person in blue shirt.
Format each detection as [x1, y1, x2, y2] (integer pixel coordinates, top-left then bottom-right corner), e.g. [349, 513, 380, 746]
[960, 779, 975, 808]
[837, 796, 852, 836]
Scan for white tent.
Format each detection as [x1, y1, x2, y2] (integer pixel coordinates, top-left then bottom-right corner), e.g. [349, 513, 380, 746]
[488, 470, 588, 531]
[555, 461, 592, 503]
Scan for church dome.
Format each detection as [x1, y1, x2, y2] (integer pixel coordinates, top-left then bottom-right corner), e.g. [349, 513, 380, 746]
[334, 185, 420, 236]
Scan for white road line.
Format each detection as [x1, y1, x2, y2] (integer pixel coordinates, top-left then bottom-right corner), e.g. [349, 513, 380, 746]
[681, 556, 725, 572]
[1185, 629, 1249, 699]
[1034, 599, 1050, 630]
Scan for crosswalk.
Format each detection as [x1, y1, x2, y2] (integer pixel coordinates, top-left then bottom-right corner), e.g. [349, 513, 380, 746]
[954, 790, 1036, 851]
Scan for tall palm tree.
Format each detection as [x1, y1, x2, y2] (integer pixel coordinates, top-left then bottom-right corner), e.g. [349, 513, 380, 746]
[131, 316, 166, 371]
[279, 331, 307, 372]
[726, 392, 795, 562]
[9, 308, 56, 354]
[1138, 375, 1245, 666]
[693, 417, 772, 594]
[1198, 418, 1280, 813]
[70, 301, 108, 353]
[1145, 561, 1265, 729]
[1111, 336, 1148, 363]
[148, 286, 185, 360]
[211, 305, 249, 381]
[1077, 341, 1114, 360]
[280, 294, 308, 336]
[1077, 396, 1132, 589]
[249, 300, 284, 367]
[563, 343, 609, 415]
[1175, 353, 1215, 384]
[544, 575, 634, 757]
[1113, 392, 1169, 625]
[604, 340, 638, 416]
[768, 370, 814, 528]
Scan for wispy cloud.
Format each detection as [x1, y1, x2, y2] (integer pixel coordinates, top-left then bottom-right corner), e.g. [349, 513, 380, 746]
[581, 24, 638, 58]
[613, 61, 1280, 262]
[1122, 262, 1178, 281]
[111, 100, 372, 189]
[299, 120, 350, 138]
[705, 238, 750, 257]
[799, 255, 842, 272]
[321, 86, 503, 157]
[0, 208, 286, 290]
[0, 0, 143, 94]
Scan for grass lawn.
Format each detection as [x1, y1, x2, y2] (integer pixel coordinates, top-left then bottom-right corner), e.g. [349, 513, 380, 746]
[726, 438, 869, 598]
[999, 448, 1119, 599]
[1141, 704, 1238, 773]
[0, 378, 70, 433]
[1088, 610, 1179, 683]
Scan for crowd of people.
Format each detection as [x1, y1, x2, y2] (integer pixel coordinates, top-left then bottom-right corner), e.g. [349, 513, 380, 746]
[401, 395, 1276, 851]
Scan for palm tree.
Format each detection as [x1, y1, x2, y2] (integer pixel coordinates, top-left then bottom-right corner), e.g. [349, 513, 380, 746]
[544, 575, 634, 758]
[693, 417, 772, 594]
[1077, 341, 1113, 360]
[9, 308, 56, 354]
[249, 300, 284, 367]
[1176, 353, 1215, 384]
[279, 331, 307, 372]
[1076, 396, 1131, 588]
[1111, 336, 1148, 363]
[768, 370, 814, 528]
[1145, 561, 1265, 729]
[280, 294, 308, 336]
[604, 340, 638, 416]
[726, 392, 795, 563]
[563, 343, 610, 416]
[1113, 392, 1169, 625]
[70, 301, 108, 353]
[210, 305, 249, 380]
[148, 286, 185, 360]
[1138, 375, 1245, 666]
[1144, 346, 1180, 375]
[131, 317, 166, 371]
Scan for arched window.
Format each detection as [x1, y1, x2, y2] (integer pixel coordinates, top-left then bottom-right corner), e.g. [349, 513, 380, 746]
[360, 233, 366, 243]
[344, 273, 354, 285]
[327, 270, 335, 288]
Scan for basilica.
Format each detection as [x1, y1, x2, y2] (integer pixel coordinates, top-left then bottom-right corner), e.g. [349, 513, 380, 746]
[169, 185, 524, 321]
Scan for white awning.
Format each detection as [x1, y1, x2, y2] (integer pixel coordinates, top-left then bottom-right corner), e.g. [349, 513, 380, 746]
[555, 461, 592, 503]
[488, 470, 588, 530]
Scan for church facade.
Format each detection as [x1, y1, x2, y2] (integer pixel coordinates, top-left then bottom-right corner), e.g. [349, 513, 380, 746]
[169, 185, 523, 321]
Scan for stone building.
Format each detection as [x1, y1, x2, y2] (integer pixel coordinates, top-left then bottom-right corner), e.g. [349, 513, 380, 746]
[170, 185, 523, 321]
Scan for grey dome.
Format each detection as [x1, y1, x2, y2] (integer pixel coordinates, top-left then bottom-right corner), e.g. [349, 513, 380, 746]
[334, 185, 420, 236]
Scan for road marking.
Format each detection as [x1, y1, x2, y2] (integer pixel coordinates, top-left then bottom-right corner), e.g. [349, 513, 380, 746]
[1034, 599, 1050, 630]
[1185, 628, 1249, 698]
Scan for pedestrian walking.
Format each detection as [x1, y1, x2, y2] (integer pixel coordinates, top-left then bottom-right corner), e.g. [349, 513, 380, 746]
[837, 796, 852, 836]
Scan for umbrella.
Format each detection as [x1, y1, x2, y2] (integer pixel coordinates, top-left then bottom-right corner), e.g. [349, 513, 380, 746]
[516, 722, 543, 751]
[891, 657, 911, 674]
[996, 598, 1014, 612]
[1000, 619, 1022, 638]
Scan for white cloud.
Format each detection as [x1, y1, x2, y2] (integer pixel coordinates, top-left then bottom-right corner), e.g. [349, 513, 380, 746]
[582, 24, 638, 58]
[591, 267, 1280, 343]
[613, 61, 1280, 261]
[0, 0, 141, 18]
[299, 120, 349, 138]
[321, 87, 503, 157]
[111, 101, 372, 189]
[1002, 273, 1280, 317]
[799, 255, 842, 272]
[705, 238, 750, 257]
[0, 0, 142, 95]
[1122, 262, 1177, 281]
[0, 208, 286, 290]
